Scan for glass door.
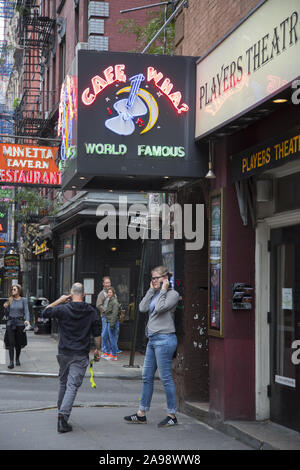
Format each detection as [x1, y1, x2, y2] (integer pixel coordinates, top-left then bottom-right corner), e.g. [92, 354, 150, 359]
[270, 224, 300, 431]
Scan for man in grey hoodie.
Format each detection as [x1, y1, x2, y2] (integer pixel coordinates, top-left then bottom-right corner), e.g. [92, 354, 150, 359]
[42, 282, 101, 433]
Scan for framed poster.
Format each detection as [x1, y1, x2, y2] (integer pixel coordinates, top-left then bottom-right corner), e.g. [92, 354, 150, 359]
[208, 189, 224, 337]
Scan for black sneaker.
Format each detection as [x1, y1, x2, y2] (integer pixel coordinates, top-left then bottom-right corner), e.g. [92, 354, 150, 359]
[124, 413, 147, 424]
[157, 416, 178, 427]
[57, 414, 73, 433]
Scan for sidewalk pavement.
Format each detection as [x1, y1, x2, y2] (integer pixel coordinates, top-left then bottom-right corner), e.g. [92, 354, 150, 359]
[1, 326, 300, 450]
[0, 327, 145, 379]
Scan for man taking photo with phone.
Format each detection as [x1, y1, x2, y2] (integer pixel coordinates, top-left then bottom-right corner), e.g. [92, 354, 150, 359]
[42, 282, 101, 433]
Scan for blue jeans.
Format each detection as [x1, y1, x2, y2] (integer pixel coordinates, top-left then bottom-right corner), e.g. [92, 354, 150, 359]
[101, 317, 110, 354]
[140, 333, 177, 415]
[103, 321, 119, 356]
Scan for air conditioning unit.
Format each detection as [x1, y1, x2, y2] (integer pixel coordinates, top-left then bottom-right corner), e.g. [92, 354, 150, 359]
[88, 1, 109, 18]
[75, 42, 89, 54]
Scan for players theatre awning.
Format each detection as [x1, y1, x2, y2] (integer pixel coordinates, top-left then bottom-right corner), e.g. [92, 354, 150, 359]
[58, 51, 207, 192]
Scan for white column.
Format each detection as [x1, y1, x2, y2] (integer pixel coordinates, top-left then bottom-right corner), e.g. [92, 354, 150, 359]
[255, 220, 270, 420]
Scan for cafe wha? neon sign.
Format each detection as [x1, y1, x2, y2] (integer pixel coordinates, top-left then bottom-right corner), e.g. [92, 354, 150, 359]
[81, 64, 189, 134]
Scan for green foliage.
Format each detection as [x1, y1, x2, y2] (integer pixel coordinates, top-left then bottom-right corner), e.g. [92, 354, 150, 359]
[118, 6, 175, 55]
[1, 188, 61, 223]
[15, 5, 30, 16]
[13, 98, 20, 110]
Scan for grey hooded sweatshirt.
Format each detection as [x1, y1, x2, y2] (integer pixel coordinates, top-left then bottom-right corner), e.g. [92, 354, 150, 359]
[139, 287, 179, 336]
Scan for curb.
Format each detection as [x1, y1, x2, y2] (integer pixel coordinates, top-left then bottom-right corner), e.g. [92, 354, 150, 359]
[181, 401, 278, 451]
[0, 370, 144, 380]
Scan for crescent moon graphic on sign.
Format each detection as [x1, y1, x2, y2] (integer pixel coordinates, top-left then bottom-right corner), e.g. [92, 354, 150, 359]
[116, 87, 159, 134]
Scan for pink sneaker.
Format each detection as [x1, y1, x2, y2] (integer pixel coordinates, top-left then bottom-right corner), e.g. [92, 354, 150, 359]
[107, 354, 117, 361]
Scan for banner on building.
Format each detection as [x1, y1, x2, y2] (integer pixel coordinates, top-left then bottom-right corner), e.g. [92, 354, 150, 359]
[232, 126, 300, 181]
[0, 143, 61, 187]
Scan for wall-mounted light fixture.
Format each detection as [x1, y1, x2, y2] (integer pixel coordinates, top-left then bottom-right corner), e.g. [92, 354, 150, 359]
[205, 140, 216, 179]
[256, 178, 273, 202]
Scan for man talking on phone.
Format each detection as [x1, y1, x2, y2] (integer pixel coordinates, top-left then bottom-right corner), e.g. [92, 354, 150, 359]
[42, 282, 101, 433]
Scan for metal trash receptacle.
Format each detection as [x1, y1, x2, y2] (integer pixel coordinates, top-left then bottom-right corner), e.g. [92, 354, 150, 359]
[33, 297, 50, 334]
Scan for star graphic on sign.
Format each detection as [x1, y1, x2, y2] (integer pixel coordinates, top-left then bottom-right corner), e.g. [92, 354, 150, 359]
[157, 91, 163, 97]
[105, 97, 111, 102]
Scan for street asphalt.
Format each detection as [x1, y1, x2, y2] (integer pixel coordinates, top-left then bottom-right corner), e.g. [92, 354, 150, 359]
[1, 327, 300, 452]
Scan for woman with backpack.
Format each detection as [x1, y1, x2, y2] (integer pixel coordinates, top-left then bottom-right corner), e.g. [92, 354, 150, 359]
[124, 265, 180, 427]
[4, 284, 31, 369]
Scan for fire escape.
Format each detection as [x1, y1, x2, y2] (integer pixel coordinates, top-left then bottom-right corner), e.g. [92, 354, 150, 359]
[14, 0, 55, 138]
[0, 0, 15, 139]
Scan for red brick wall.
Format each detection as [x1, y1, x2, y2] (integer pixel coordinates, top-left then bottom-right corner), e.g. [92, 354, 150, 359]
[175, 0, 261, 57]
[105, 0, 155, 52]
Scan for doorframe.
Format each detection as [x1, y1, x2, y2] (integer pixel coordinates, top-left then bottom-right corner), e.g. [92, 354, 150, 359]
[255, 209, 300, 420]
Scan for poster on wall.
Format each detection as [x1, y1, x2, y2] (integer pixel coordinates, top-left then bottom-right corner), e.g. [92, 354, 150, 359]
[208, 190, 224, 337]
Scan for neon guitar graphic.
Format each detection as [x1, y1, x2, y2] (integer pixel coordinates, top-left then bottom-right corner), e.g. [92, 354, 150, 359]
[105, 74, 147, 136]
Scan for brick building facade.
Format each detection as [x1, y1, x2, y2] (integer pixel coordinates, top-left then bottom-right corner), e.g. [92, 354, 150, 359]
[175, 0, 260, 57]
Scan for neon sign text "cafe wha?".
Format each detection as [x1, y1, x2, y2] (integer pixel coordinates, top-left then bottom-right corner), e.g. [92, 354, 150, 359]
[81, 65, 189, 115]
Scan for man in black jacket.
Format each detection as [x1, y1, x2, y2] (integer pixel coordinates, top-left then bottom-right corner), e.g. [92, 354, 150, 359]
[42, 282, 101, 433]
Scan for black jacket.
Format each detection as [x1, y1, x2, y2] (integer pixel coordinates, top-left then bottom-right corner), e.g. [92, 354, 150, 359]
[42, 301, 101, 356]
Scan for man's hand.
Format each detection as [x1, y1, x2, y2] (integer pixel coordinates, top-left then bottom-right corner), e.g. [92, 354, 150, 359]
[162, 278, 169, 290]
[45, 294, 71, 309]
[94, 349, 101, 362]
[59, 294, 71, 304]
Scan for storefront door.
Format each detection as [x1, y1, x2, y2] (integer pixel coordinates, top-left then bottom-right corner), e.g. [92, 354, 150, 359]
[270, 224, 300, 431]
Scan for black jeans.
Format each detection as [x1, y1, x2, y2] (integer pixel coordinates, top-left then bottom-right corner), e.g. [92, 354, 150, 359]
[6, 326, 23, 362]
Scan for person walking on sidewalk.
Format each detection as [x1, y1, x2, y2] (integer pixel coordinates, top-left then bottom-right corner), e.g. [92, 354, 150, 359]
[124, 266, 179, 428]
[4, 284, 31, 370]
[102, 287, 119, 361]
[42, 282, 101, 433]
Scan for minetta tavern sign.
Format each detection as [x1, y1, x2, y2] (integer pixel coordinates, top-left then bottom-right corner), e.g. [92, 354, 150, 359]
[60, 51, 206, 191]
[0, 143, 61, 187]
